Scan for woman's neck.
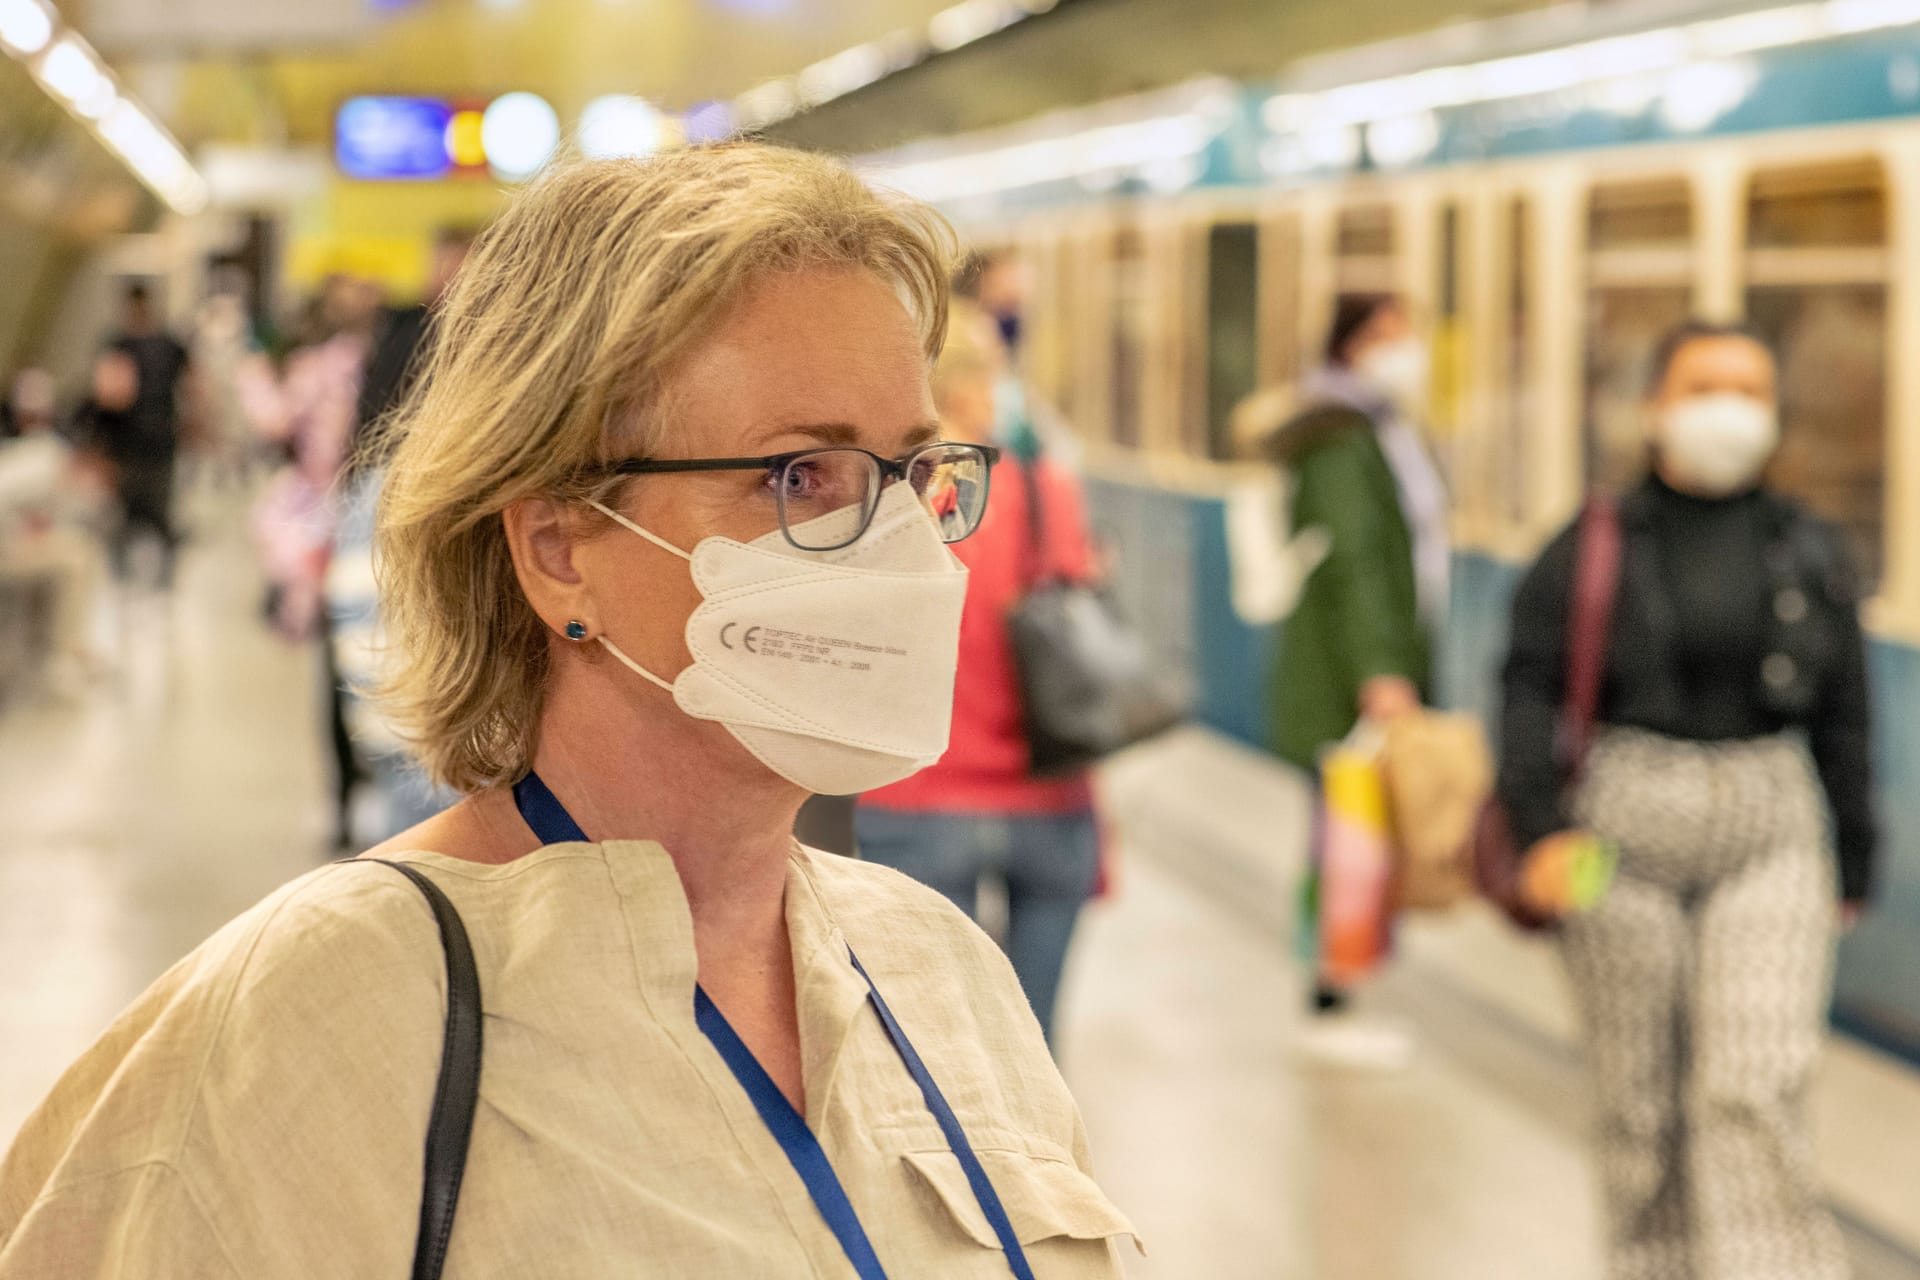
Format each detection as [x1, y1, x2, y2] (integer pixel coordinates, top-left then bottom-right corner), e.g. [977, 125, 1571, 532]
[517, 658, 805, 922]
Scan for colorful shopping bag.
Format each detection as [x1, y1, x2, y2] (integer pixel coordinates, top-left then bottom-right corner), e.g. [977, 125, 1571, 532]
[1316, 740, 1396, 985]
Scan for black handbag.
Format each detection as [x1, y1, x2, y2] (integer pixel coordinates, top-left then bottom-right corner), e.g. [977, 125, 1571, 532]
[1005, 456, 1186, 776]
[366, 860, 483, 1280]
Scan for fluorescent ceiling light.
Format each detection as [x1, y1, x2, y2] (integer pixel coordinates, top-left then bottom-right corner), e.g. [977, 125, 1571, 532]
[481, 92, 559, 180]
[797, 41, 890, 104]
[928, 0, 1015, 51]
[36, 34, 107, 108]
[579, 94, 663, 159]
[98, 98, 206, 213]
[734, 0, 1053, 132]
[1368, 111, 1441, 168]
[0, 0, 52, 55]
[735, 77, 798, 128]
[1828, 0, 1920, 31]
[1267, 0, 1920, 132]
[1659, 59, 1757, 131]
[3, 12, 203, 214]
[871, 111, 1223, 203]
[75, 75, 117, 119]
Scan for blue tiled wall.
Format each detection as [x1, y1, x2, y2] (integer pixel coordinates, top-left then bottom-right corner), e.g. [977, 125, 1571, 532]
[1084, 476, 1272, 749]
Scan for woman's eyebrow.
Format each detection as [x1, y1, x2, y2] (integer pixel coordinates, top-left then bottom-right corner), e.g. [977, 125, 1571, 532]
[756, 421, 944, 449]
[902, 422, 942, 447]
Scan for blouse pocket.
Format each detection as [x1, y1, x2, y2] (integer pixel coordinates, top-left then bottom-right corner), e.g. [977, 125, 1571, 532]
[901, 1148, 1145, 1256]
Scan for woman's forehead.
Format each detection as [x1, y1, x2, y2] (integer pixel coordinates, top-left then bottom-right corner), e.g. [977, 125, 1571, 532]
[1669, 335, 1773, 383]
[665, 268, 935, 451]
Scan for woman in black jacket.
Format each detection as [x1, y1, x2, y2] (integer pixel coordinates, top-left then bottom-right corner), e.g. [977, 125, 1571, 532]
[1497, 320, 1872, 1280]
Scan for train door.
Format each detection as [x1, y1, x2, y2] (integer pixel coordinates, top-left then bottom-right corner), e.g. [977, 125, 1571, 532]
[1202, 216, 1260, 461]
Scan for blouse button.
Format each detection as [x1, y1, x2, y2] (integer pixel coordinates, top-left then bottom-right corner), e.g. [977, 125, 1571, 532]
[1763, 653, 1798, 689]
[1775, 588, 1808, 624]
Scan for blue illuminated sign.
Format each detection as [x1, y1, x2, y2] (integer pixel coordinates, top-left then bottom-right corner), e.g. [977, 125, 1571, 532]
[336, 96, 455, 180]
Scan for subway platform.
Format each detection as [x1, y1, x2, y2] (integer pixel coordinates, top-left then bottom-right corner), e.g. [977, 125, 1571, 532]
[3, 482, 1918, 1278]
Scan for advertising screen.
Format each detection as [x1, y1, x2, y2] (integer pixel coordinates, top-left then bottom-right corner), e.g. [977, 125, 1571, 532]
[335, 96, 454, 180]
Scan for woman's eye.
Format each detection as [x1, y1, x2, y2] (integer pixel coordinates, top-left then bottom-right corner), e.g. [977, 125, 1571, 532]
[773, 460, 822, 499]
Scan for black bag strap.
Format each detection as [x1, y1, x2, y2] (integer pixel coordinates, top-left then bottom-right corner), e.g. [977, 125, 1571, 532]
[365, 859, 483, 1280]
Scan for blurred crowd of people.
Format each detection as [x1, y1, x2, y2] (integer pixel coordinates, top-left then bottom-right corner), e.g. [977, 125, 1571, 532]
[0, 232, 474, 849]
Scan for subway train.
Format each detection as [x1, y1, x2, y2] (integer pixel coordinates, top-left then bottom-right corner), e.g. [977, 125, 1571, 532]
[856, 1, 1920, 1058]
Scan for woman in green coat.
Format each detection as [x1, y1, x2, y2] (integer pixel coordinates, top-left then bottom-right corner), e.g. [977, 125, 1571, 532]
[1269, 294, 1449, 1059]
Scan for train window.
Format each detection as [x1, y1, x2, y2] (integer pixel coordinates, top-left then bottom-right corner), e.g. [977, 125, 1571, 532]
[1746, 161, 1888, 585]
[1205, 223, 1260, 461]
[1336, 203, 1395, 294]
[1748, 160, 1885, 248]
[1336, 205, 1394, 257]
[1110, 224, 1148, 450]
[1584, 180, 1695, 492]
[1590, 179, 1693, 250]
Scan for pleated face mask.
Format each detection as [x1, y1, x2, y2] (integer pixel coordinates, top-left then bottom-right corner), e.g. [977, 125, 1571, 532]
[588, 481, 970, 796]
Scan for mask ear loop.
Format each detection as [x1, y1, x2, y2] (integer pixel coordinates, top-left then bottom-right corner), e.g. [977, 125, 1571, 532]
[585, 499, 686, 693]
[597, 634, 676, 693]
[588, 499, 692, 561]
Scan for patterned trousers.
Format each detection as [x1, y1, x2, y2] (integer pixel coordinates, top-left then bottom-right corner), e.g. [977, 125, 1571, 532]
[1562, 728, 1846, 1280]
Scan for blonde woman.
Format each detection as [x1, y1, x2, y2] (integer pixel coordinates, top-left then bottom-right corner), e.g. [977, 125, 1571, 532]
[0, 145, 1138, 1277]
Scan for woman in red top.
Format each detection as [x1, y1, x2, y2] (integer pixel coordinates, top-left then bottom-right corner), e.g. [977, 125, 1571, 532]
[857, 301, 1100, 1048]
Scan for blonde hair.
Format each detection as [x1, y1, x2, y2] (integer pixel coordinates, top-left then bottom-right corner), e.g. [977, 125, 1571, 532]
[373, 143, 956, 792]
[929, 298, 1000, 409]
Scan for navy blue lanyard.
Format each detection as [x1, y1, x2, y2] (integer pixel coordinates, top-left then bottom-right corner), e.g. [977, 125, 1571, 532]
[511, 772, 1036, 1280]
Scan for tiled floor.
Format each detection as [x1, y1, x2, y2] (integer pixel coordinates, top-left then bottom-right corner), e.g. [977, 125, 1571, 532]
[3, 482, 1917, 1278]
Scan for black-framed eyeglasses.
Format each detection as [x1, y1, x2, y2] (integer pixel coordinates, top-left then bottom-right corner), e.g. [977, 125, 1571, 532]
[603, 442, 1002, 552]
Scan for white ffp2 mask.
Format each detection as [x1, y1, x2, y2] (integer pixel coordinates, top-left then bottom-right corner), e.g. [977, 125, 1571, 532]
[587, 482, 970, 796]
[1358, 339, 1430, 411]
[1660, 393, 1779, 497]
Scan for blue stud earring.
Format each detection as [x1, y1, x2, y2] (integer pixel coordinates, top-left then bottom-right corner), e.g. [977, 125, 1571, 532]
[564, 620, 588, 641]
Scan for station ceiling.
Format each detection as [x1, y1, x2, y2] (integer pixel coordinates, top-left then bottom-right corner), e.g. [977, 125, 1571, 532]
[89, 0, 1555, 153]
[767, 0, 1555, 153]
[111, 0, 978, 148]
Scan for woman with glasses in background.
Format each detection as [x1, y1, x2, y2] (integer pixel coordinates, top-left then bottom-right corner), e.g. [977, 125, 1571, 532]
[856, 300, 1104, 1052]
[0, 145, 1138, 1278]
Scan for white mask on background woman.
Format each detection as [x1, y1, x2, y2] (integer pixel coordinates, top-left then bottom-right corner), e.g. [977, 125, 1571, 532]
[1357, 339, 1430, 411]
[1659, 393, 1779, 497]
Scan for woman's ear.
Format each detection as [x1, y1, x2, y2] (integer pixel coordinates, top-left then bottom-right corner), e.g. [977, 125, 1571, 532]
[503, 497, 596, 637]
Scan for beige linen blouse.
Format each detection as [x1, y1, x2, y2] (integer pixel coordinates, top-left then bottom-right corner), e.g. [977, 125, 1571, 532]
[0, 841, 1140, 1277]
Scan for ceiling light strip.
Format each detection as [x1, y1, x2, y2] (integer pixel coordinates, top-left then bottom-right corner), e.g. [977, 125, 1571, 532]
[732, 0, 1062, 132]
[0, 0, 206, 214]
[1264, 0, 1920, 131]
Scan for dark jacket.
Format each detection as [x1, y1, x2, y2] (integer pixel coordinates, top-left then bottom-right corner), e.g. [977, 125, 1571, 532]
[1497, 479, 1876, 901]
[351, 303, 434, 470]
[1267, 405, 1430, 770]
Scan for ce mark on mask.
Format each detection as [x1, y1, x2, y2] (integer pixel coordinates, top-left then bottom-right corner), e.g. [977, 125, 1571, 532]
[719, 623, 763, 655]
